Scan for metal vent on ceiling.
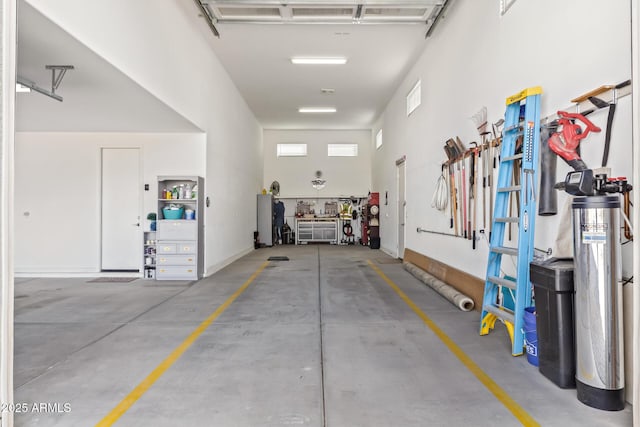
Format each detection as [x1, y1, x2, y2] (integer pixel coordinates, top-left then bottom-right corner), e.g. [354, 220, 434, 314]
[217, 7, 280, 17]
[365, 8, 429, 17]
[291, 7, 354, 17]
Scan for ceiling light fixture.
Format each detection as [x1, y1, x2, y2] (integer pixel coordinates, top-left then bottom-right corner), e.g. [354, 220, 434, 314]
[311, 171, 326, 190]
[299, 107, 337, 113]
[291, 57, 347, 65]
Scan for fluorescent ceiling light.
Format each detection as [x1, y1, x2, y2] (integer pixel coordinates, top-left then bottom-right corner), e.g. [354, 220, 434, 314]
[16, 83, 31, 93]
[291, 57, 347, 65]
[299, 107, 337, 113]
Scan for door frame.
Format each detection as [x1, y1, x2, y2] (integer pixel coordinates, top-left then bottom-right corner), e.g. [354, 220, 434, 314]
[396, 156, 406, 259]
[1, 1, 17, 424]
[99, 147, 143, 273]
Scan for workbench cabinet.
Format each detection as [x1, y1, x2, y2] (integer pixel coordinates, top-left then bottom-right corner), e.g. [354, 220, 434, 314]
[295, 218, 338, 244]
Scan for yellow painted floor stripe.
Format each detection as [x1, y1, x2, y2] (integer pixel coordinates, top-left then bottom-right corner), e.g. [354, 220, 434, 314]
[367, 260, 540, 427]
[96, 261, 270, 427]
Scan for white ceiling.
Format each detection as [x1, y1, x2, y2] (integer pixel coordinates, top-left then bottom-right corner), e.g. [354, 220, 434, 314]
[16, 0, 448, 132]
[202, 0, 448, 129]
[207, 22, 430, 129]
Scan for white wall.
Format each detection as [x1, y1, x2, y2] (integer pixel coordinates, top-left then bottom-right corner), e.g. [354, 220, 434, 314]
[263, 129, 372, 197]
[14, 132, 205, 273]
[373, 0, 631, 270]
[373, 0, 633, 400]
[24, 0, 264, 274]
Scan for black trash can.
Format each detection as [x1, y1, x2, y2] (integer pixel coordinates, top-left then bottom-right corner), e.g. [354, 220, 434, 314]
[530, 258, 575, 388]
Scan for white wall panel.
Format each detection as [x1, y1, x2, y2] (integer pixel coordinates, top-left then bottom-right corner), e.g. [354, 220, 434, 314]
[373, 0, 631, 271]
[264, 129, 371, 198]
[14, 132, 205, 274]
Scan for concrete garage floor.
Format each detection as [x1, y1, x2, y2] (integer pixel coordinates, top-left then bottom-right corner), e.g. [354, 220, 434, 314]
[14, 246, 632, 426]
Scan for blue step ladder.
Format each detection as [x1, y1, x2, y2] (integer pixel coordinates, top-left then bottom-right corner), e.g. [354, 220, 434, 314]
[479, 87, 542, 356]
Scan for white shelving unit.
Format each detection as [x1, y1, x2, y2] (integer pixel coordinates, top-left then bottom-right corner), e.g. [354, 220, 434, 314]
[156, 176, 204, 280]
[143, 230, 156, 279]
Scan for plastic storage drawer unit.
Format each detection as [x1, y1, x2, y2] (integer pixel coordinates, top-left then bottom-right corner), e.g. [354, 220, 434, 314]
[530, 258, 576, 388]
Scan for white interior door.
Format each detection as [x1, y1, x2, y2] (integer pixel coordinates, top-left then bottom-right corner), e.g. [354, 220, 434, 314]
[101, 148, 140, 271]
[397, 160, 406, 259]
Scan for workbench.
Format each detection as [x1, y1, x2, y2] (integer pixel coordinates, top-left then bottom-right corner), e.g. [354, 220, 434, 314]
[295, 218, 338, 244]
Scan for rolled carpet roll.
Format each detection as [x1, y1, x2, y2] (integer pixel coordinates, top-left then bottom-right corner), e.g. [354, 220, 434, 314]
[403, 261, 475, 312]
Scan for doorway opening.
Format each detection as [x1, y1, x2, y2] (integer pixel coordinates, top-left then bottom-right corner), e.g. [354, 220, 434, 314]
[396, 157, 406, 259]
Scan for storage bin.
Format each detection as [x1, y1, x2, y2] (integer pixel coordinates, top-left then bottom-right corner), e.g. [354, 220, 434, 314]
[530, 258, 576, 388]
[162, 207, 184, 219]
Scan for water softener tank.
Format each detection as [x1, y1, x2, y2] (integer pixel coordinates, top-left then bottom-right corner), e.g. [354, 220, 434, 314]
[572, 195, 625, 410]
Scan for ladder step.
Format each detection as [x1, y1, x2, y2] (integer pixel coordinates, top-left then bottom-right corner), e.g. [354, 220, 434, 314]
[487, 275, 517, 290]
[491, 246, 519, 256]
[497, 185, 521, 193]
[495, 217, 519, 223]
[502, 153, 523, 162]
[483, 304, 515, 325]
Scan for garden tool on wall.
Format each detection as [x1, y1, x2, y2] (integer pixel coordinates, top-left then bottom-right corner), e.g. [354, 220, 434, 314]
[471, 106, 488, 235]
[570, 80, 630, 168]
[455, 137, 468, 239]
[443, 143, 458, 235]
[548, 111, 601, 172]
[469, 142, 478, 249]
[481, 131, 491, 236]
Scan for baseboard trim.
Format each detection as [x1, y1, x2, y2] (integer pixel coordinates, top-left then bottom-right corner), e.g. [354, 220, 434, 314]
[204, 246, 254, 278]
[403, 248, 484, 311]
[15, 271, 141, 278]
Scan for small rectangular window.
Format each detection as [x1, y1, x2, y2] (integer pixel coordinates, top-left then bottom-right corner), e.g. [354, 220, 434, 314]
[375, 129, 383, 150]
[328, 143, 358, 157]
[406, 79, 421, 116]
[277, 143, 307, 157]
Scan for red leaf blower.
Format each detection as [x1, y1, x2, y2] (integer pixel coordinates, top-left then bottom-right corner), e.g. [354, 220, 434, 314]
[548, 111, 601, 171]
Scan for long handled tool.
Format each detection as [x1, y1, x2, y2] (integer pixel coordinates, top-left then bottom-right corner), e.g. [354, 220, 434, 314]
[487, 137, 494, 240]
[447, 138, 463, 236]
[443, 143, 458, 235]
[471, 107, 488, 234]
[481, 133, 490, 233]
[455, 149, 463, 235]
[470, 142, 478, 249]
[455, 137, 468, 239]
[449, 161, 456, 233]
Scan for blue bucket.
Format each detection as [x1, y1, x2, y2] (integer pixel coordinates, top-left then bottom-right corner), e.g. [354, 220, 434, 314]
[523, 307, 538, 366]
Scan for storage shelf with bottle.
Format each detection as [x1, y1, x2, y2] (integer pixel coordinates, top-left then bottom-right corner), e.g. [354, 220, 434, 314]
[158, 178, 199, 220]
[143, 230, 157, 279]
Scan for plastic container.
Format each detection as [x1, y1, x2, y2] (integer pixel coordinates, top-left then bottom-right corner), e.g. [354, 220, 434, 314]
[162, 206, 184, 219]
[184, 209, 195, 220]
[530, 258, 576, 388]
[523, 307, 538, 366]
